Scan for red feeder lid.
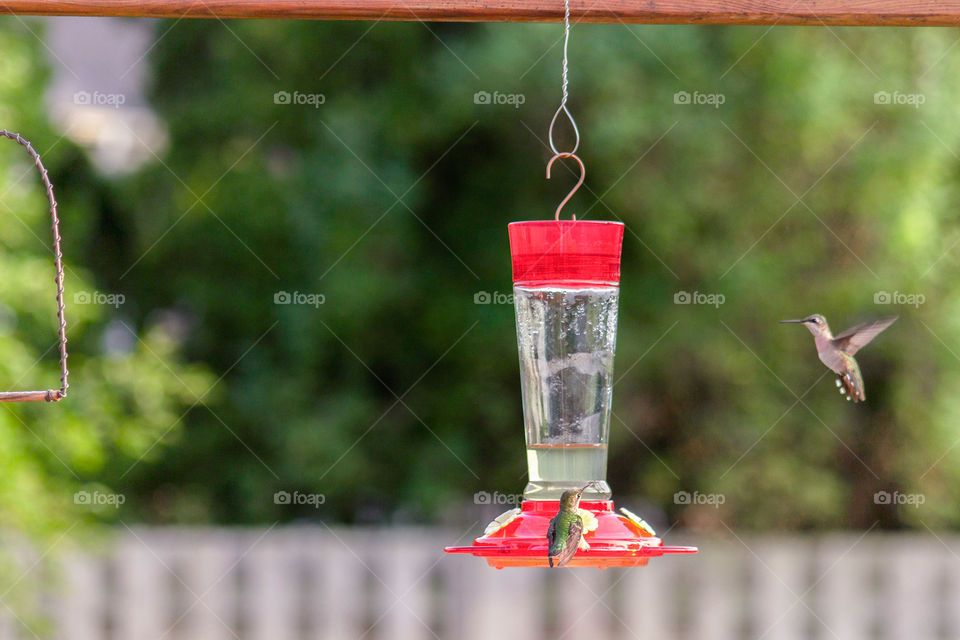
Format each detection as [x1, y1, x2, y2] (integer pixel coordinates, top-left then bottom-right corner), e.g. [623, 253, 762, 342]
[508, 220, 624, 286]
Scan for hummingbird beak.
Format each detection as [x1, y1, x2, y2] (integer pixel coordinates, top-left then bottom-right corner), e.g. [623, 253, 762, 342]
[780, 319, 805, 324]
[577, 481, 598, 496]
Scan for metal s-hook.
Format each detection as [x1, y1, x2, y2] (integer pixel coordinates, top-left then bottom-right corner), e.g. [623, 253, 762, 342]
[546, 152, 585, 221]
[0, 130, 69, 402]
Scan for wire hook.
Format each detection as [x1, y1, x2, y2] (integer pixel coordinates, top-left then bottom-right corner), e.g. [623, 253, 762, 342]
[546, 152, 584, 221]
[0, 130, 69, 402]
[545, 0, 584, 221]
[548, 103, 580, 157]
[547, 0, 580, 157]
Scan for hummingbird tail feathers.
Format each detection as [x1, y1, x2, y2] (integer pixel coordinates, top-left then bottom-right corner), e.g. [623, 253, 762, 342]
[838, 372, 865, 403]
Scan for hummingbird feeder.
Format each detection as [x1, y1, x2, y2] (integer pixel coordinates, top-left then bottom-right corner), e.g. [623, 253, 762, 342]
[445, 1, 695, 568]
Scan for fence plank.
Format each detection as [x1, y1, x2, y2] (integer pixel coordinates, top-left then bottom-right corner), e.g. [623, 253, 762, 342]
[881, 537, 940, 640]
[619, 557, 676, 639]
[945, 537, 960, 640]
[243, 531, 299, 640]
[688, 543, 740, 640]
[449, 560, 544, 640]
[816, 535, 873, 640]
[176, 531, 238, 640]
[318, 528, 368, 640]
[365, 529, 434, 640]
[113, 532, 172, 640]
[749, 539, 809, 640]
[555, 568, 611, 639]
[57, 552, 103, 640]
[0, 614, 19, 640]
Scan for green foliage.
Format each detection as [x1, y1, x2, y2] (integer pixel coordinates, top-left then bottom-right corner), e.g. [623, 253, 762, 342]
[0, 22, 214, 543]
[45, 22, 960, 529]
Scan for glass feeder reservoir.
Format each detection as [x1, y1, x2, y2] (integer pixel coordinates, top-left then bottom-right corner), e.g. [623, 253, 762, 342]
[512, 220, 619, 502]
[446, 220, 697, 568]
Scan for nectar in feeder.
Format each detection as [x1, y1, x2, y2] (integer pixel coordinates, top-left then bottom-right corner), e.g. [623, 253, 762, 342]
[446, 219, 696, 568]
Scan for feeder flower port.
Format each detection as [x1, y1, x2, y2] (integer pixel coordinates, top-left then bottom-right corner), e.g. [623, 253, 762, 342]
[445, 220, 697, 568]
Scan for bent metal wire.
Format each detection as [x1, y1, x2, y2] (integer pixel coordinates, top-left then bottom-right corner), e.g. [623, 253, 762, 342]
[546, 0, 585, 221]
[0, 130, 68, 402]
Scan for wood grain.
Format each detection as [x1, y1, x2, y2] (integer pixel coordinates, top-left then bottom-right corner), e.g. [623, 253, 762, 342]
[2, 0, 960, 24]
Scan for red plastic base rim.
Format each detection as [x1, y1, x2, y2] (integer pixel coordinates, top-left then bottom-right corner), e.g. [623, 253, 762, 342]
[445, 499, 697, 569]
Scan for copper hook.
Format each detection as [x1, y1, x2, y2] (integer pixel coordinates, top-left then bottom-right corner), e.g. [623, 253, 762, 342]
[0, 130, 69, 402]
[546, 152, 585, 221]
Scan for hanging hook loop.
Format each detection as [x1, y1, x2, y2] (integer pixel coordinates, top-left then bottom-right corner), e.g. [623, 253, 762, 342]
[547, 0, 580, 157]
[548, 104, 580, 157]
[546, 152, 585, 221]
[0, 130, 69, 402]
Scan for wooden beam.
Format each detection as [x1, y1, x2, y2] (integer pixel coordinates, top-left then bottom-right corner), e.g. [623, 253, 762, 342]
[3, 0, 960, 24]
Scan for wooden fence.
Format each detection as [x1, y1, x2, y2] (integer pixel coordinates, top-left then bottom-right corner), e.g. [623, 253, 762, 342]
[1, 527, 957, 639]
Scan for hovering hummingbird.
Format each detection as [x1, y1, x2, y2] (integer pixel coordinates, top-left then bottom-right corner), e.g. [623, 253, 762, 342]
[547, 483, 595, 567]
[780, 314, 898, 403]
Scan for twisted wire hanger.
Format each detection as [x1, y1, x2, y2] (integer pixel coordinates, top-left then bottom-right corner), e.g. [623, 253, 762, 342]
[0, 130, 69, 402]
[546, 0, 585, 221]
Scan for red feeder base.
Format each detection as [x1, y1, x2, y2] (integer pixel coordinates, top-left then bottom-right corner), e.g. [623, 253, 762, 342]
[445, 499, 697, 569]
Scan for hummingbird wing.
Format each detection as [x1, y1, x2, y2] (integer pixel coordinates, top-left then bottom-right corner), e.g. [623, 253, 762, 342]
[546, 517, 558, 568]
[553, 515, 583, 568]
[831, 316, 897, 356]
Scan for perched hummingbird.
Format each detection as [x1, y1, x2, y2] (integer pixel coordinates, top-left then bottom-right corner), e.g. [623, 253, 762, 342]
[547, 483, 594, 567]
[780, 314, 897, 403]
